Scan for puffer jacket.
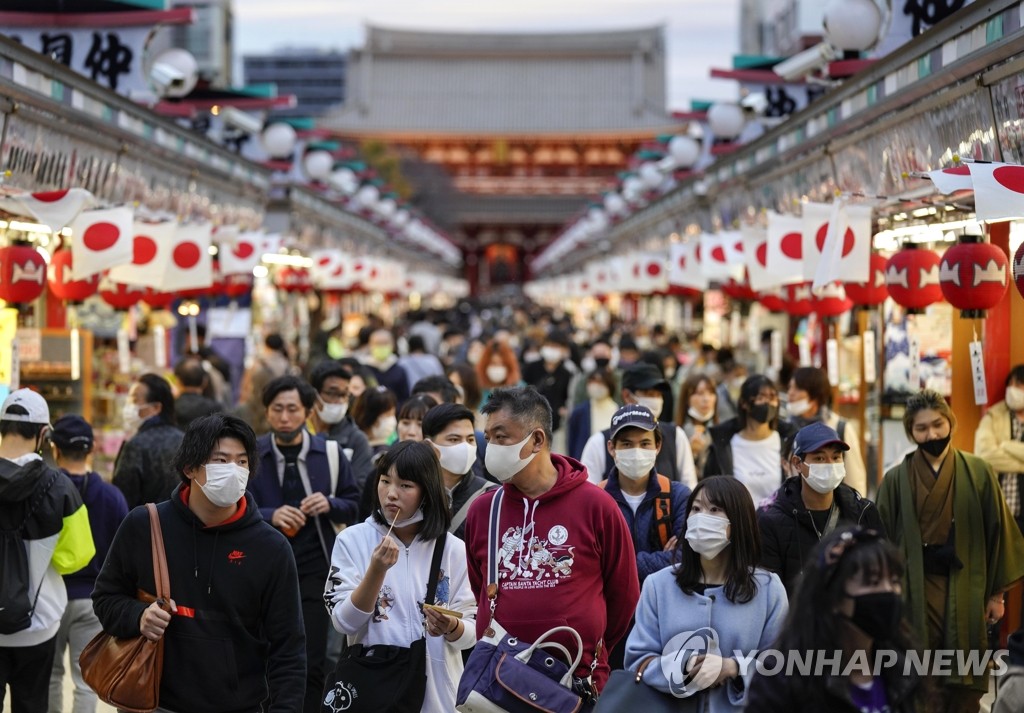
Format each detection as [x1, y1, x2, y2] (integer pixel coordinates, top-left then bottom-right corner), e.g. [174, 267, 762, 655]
[112, 417, 184, 508]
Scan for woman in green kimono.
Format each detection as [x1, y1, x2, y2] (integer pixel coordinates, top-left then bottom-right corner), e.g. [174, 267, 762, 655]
[877, 389, 1024, 713]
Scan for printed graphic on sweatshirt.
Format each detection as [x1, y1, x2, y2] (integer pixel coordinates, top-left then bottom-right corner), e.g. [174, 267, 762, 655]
[324, 681, 357, 711]
[373, 585, 395, 622]
[434, 568, 450, 607]
[499, 523, 575, 589]
[324, 564, 343, 613]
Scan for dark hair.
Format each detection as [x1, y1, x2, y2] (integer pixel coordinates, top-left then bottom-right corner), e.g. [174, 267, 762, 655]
[422, 403, 477, 439]
[677, 372, 718, 426]
[446, 363, 482, 411]
[407, 334, 427, 353]
[1006, 364, 1024, 388]
[265, 333, 287, 356]
[174, 357, 208, 389]
[902, 389, 956, 440]
[675, 477, 761, 604]
[173, 413, 258, 484]
[587, 367, 617, 396]
[350, 386, 397, 432]
[370, 440, 451, 540]
[736, 374, 779, 430]
[481, 386, 553, 444]
[772, 527, 918, 699]
[412, 376, 459, 404]
[339, 358, 378, 390]
[398, 394, 438, 423]
[0, 405, 45, 440]
[790, 366, 831, 410]
[310, 360, 353, 393]
[262, 375, 316, 410]
[139, 373, 176, 425]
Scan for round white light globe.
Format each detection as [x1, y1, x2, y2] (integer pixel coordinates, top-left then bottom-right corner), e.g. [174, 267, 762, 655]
[329, 168, 359, 194]
[261, 123, 297, 159]
[668, 135, 701, 169]
[303, 150, 334, 182]
[823, 0, 884, 52]
[150, 48, 199, 98]
[622, 176, 646, 201]
[604, 192, 627, 216]
[587, 207, 609, 234]
[639, 162, 663, 189]
[376, 198, 397, 218]
[707, 103, 746, 140]
[355, 185, 380, 208]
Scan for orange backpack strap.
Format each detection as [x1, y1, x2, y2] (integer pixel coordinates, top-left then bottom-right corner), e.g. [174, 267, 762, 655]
[653, 475, 673, 547]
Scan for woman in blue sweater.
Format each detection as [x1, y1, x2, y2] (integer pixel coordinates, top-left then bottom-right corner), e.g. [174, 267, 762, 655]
[624, 476, 788, 712]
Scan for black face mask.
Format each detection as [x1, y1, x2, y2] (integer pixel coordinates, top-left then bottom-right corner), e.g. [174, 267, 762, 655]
[594, 357, 611, 370]
[273, 426, 304, 444]
[844, 591, 903, 641]
[919, 434, 951, 458]
[748, 403, 778, 424]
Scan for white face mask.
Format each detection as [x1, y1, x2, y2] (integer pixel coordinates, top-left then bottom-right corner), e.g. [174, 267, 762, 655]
[372, 415, 397, 441]
[485, 433, 538, 483]
[634, 395, 664, 420]
[380, 507, 425, 529]
[803, 462, 846, 494]
[318, 401, 348, 425]
[614, 447, 658, 480]
[540, 346, 563, 363]
[685, 512, 731, 559]
[122, 402, 143, 431]
[435, 441, 476, 476]
[1006, 385, 1024, 411]
[198, 463, 249, 508]
[688, 406, 714, 423]
[486, 365, 509, 384]
[587, 383, 610, 401]
[787, 398, 811, 417]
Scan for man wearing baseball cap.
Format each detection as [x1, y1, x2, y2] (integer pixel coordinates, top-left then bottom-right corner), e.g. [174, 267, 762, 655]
[47, 414, 129, 713]
[0, 390, 94, 711]
[756, 421, 885, 598]
[580, 363, 695, 488]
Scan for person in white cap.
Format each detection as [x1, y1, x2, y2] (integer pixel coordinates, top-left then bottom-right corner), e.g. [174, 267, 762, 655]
[0, 389, 94, 713]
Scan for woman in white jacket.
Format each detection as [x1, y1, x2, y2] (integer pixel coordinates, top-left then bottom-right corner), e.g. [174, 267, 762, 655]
[324, 440, 477, 712]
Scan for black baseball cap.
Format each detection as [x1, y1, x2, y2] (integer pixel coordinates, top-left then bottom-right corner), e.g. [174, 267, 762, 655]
[52, 414, 94, 451]
[793, 422, 849, 457]
[621, 363, 667, 392]
[609, 404, 658, 440]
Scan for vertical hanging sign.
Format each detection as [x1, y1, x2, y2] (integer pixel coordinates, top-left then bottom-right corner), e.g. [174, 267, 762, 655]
[826, 338, 840, 387]
[153, 325, 167, 369]
[70, 328, 81, 381]
[969, 340, 988, 406]
[863, 330, 877, 385]
[117, 328, 131, 374]
[908, 335, 921, 391]
[770, 330, 783, 373]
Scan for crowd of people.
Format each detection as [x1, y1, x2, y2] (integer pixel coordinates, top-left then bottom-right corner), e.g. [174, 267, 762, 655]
[1, 302, 1024, 713]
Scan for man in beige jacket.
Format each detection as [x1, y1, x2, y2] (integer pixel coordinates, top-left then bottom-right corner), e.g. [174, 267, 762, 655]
[975, 364, 1024, 535]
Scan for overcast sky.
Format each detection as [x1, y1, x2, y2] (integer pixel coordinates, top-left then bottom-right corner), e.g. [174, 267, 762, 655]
[233, 0, 742, 112]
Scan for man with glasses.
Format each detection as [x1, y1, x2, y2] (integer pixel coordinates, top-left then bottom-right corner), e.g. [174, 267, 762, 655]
[307, 361, 375, 493]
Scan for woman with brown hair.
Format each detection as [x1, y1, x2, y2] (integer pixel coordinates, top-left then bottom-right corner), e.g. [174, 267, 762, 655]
[677, 372, 719, 475]
[475, 339, 522, 403]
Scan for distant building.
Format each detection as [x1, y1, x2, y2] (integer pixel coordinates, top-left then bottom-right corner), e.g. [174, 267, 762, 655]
[243, 49, 347, 118]
[738, 0, 824, 57]
[170, 0, 234, 87]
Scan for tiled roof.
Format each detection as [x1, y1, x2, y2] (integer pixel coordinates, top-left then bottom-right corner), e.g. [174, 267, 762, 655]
[321, 25, 678, 136]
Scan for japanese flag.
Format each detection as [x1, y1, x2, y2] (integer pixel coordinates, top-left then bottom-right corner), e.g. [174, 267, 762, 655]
[812, 203, 874, 291]
[743, 225, 780, 291]
[669, 240, 708, 289]
[967, 162, 1024, 222]
[312, 249, 352, 290]
[69, 206, 134, 280]
[586, 260, 613, 295]
[926, 165, 973, 194]
[218, 231, 264, 275]
[766, 211, 804, 284]
[624, 252, 668, 294]
[160, 223, 213, 291]
[802, 202, 838, 280]
[700, 233, 743, 281]
[0, 188, 94, 232]
[108, 220, 176, 287]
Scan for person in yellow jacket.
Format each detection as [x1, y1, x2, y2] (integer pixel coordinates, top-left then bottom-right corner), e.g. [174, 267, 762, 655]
[0, 389, 94, 713]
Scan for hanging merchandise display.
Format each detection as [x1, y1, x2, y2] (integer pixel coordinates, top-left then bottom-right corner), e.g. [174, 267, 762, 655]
[844, 252, 889, 306]
[47, 247, 99, 303]
[0, 244, 48, 304]
[885, 244, 942, 313]
[938, 235, 1009, 318]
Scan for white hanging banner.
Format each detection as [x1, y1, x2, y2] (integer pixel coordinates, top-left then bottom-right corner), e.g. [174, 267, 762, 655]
[863, 330, 877, 385]
[683, 301, 694, 333]
[826, 338, 840, 387]
[908, 335, 921, 391]
[729, 310, 742, 348]
[798, 337, 812, 367]
[765, 212, 805, 285]
[770, 330, 783, 373]
[153, 325, 167, 369]
[969, 340, 988, 406]
[117, 328, 131, 374]
[70, 328, 81, 381]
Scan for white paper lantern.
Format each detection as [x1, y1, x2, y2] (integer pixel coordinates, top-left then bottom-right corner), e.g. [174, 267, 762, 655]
[261, 123, 297, 159]
[587, 207, 609, 234]
[622, 176, 646, 202]
[376, 198, 397, 218]
[392, 210, 411, 228]
[824, 0, 884, 52]
[604, 192, 627, 216]
[707, 103, 746, 141]
[639, 162, 663, 189]
[329, 168, 359, 195]
[150, 48, 199, 99]
[303, 151, 334, 182]
[668, 135, 701, 169]
[355, 185, 380, 208]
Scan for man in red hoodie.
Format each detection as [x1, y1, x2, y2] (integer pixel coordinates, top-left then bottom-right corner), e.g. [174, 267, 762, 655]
[464, 386, 640, 703]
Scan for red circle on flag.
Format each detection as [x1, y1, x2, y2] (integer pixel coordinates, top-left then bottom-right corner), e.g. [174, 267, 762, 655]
[815, 225, 856, 257]
[646, 263, 661, 277]
[174, 242, 201, 269]
[678, 255, 687, 269]
[944, 166, 970, 175]
[993, 166, 1024, 195]
[711, 246, 727, 263]
[133, 236, 157, 265]
[33, 189, 70, 202]
[781, 232, 802, 260]
[83, 222, 120, 252]
[756, 242, 768, 267]
[317, 255, 332, 267]
[332, 266, 344, 277]
[234, 242, 255, 259]
[733, 240, 744, 254]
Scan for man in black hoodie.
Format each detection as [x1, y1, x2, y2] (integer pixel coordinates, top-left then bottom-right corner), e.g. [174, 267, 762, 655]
[93, 414, 305, 713]
[757, 421, 885, 598]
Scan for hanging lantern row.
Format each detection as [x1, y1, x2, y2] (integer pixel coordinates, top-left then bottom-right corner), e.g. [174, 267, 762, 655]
[939, 234, 1009, 318]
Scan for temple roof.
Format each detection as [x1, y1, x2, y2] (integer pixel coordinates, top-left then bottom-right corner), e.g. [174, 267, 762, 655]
[321, 24, 679, 136]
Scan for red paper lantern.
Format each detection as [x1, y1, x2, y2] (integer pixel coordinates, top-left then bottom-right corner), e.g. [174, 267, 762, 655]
[758, 287, 787, 312]
[812, 283, 853, 318]
[782, 281, 814, 316]
[278, 266, 312, 293]
[142, 289, 176, 310]
[844, 252, 889, 306]
[47, 247, 99, 302]
[722, 270, 759, 302]
[885, 245, 942, 312]
[223, 273, 253, 299]
[100, 281, 144, 311]
[0, 244, 47, 304]
[663, 284, 702, 300]
[1014, 240, 1024, 300]
[939, 236, 1009, 318]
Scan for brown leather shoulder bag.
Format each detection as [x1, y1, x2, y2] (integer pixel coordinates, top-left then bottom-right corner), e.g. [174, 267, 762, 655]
[80, 502, 170, 713]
